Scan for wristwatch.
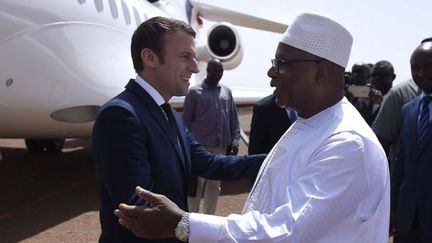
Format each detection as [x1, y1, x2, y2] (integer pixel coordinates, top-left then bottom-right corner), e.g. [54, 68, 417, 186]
[175, 212, 190, 242]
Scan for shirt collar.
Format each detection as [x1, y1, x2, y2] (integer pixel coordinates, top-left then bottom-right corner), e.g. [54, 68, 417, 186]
[296, 97, 345, 128]
[420, 92, 432, 100]
[135, 75, 165, 106]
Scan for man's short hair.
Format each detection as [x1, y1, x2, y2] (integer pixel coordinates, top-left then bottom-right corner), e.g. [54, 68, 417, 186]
[373, 60, 394, 75]
[130, 16, 196, 73]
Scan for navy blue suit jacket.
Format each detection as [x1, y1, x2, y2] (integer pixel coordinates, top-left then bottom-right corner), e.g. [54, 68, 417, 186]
[391, 96, 432, 236]
[248, 94, 293, 155]
[92, 80, 265, 243]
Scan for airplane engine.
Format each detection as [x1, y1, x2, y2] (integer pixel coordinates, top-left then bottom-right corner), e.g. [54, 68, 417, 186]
[196, 22, 243, 70]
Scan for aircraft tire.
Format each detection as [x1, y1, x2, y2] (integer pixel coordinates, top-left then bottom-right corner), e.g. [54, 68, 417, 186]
[25, 139, 45, 152]
[45, 139, 65, 153]
[25, 138, 65, 153]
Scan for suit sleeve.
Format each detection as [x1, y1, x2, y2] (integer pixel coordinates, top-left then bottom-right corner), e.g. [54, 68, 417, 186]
[93, 105, 152, 206]
[248, 104, 267, 155]
[186, 127, 265, 181]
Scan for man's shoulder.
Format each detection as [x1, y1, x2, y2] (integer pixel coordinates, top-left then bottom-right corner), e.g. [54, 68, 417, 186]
[218, 83, 230, 89]
[255, 95, 275, 107]
[403, 96, 420, 111]
[188, 83, 204, 93]
[218, 83, 233, 93]
[390, 79, 421, 98]
[98, 86, 151, 116]
[98, 95, 134, 117]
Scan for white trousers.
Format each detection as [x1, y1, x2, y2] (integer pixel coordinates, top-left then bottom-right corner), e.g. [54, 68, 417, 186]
[187, 146, 225, 214]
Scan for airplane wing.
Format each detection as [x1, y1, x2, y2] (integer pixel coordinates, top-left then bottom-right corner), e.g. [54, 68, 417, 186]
[190, 0, 287, 33]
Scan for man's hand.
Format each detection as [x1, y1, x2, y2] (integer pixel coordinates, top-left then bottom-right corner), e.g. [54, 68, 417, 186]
[368, 87, 383, 105]
[114, 186, 185, 239]
[226, 145, 239, 155]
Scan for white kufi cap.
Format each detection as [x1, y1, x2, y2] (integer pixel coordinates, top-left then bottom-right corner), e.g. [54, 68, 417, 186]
[281, 13, 353, 68]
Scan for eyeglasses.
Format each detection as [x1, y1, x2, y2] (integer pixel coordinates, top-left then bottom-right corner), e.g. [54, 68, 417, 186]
[271, 58, 322, 73]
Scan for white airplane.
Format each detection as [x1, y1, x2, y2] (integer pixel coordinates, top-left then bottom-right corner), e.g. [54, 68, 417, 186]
[0, 0, 287, 152]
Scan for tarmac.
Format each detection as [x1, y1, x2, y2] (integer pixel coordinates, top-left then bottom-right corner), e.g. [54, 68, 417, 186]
[0, 108, 254, 243]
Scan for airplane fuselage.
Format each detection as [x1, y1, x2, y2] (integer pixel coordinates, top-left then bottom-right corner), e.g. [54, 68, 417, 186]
[0, 0, 183, 138]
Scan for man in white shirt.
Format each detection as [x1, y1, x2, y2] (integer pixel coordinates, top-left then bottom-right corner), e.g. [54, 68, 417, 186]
[115, 13, 390, 242]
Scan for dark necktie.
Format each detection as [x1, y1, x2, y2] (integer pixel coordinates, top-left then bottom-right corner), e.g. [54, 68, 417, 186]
[160, 103, 179, 138]
[417, 96, 431, 148]
[161, 103, 185, 162]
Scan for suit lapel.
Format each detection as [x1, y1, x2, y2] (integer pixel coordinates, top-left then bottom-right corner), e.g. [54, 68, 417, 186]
[418, 128, 432, 157]
[125, 80, 187, 172]
[173, 112, 191, 178]
[406, 99, 420, 159]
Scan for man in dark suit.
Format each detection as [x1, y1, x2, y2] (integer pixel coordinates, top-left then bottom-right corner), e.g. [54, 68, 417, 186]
[392, 37, 432, 243]
[248, 94, 295, 154]
[92, 17, 265, 243]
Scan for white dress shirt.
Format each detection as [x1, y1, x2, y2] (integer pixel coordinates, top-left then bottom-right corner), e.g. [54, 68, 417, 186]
[189, 97, 390, 243]
[134, 75, 165, 106]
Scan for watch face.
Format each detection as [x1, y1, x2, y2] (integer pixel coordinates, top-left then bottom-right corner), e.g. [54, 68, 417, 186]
[175, 224, 188, 241]
[175, 213, 190, 242]
[178, 228, 187, 238]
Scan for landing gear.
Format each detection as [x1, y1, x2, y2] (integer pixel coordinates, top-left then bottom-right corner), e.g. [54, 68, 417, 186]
[25, 139, 65, 153]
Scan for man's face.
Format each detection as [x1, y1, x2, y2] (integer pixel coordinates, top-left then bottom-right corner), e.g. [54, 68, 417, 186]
[206, 61, 224, 87]
[155, 31, 199, 99]
[411, 43, 432, 94]
[268, 43, 320, 115]
[371, 66, 394, 96]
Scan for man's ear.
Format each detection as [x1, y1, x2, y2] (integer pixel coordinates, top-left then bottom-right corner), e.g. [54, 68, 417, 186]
[392, 74, 396, 81]
[315, 61, 327, 85]
[141, 48, 158, 68]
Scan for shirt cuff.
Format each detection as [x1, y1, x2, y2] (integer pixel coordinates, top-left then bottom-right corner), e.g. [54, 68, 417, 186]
[189, 213, 225, 242]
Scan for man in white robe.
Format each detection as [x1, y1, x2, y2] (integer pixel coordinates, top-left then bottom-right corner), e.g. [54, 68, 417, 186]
[115, 13, 390, 243]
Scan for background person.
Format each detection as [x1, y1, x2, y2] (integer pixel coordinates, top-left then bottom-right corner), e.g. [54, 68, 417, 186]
[391, 37, 432, 243]
[183, 59, 240, 214]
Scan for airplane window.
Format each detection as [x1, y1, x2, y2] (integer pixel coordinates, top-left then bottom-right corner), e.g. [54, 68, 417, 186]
[108, 0, 118, 19]
[121, 0, 131, 25]
[94, 0, 103, 12]
[77, 0, 86, 4]
[133, 7, 141, 26]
